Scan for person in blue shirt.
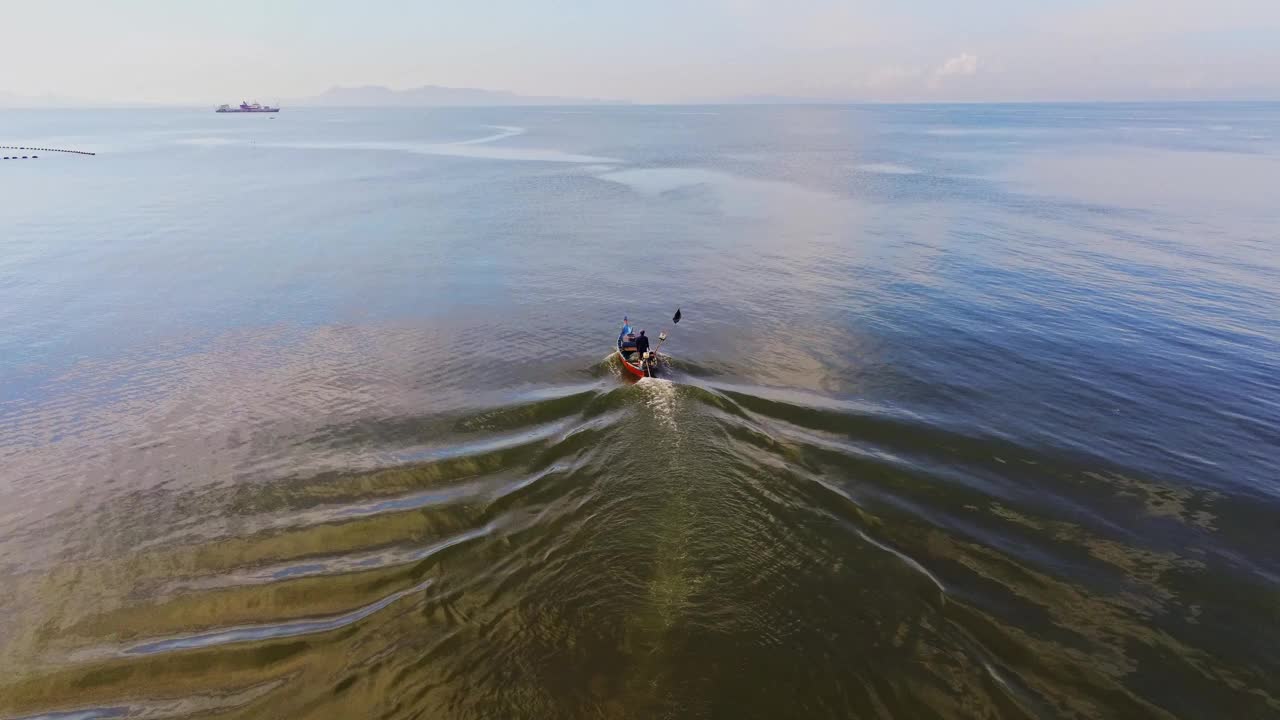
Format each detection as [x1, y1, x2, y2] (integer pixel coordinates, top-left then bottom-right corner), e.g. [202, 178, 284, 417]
[618, 316, 633, 346]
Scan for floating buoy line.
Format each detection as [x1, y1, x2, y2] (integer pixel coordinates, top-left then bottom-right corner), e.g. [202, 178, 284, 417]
[1, 145, 96, 160]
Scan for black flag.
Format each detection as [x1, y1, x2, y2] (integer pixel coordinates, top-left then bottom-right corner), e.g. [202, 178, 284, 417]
[672, 308, 682, 324]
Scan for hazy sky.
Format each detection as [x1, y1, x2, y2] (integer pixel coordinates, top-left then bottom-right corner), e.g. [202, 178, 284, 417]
[3, 0, 1278, 103]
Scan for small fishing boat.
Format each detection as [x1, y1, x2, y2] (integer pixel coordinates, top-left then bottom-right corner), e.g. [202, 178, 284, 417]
[616, 340, 650, 378]
[615, 308, 680, 380]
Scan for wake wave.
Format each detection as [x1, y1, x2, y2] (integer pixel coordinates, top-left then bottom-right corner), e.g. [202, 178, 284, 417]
[450, 125, 526, 146]
[176, 124, 617, 164]
[4, 378, 1271, 719]
[638, 377, 679, 433]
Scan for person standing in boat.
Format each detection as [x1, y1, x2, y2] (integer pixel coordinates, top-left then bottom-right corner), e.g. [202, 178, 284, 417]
[618, 316, 633, 346]
[635, 329, 650, 359]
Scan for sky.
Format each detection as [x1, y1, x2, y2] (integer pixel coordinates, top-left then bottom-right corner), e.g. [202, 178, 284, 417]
[2, 0, 1278, 104]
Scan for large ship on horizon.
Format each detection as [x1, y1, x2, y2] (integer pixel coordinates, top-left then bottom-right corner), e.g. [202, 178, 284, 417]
[216, 101, 279, 113]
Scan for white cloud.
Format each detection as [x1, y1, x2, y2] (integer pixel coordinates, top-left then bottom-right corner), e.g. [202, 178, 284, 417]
[936, 52, 979, 78]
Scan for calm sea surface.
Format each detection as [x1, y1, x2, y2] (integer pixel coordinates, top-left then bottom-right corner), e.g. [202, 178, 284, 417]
[1, 104, 1278, 719]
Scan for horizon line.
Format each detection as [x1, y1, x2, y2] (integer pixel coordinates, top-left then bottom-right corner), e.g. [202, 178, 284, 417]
[4, 98, 1279, 110]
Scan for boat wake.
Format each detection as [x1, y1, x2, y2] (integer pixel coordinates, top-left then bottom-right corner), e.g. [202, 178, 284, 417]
[451, 125, 526, 146]
[637, 377, 679, 433]
[2, 368, 1275, 719]
[190, 123, 617, 164]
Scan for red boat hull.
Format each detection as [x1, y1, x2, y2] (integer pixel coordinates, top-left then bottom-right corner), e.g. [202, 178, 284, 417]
[617, 348, 646, 378]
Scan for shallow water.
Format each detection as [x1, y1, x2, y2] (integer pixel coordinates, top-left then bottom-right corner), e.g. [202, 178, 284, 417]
[1, 103, 1278, 719]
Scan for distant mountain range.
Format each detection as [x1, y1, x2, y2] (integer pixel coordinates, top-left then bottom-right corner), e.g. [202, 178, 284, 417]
[292, 85, 624, 107]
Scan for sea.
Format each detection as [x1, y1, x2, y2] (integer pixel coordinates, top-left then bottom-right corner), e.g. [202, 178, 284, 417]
[0, 103, 1277, 719]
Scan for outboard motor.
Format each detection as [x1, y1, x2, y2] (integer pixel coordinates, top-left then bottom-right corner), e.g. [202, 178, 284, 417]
[641, 351, 659, 378]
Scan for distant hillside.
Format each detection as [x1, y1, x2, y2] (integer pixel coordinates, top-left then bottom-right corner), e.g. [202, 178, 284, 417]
[294, 85, 624, 107]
